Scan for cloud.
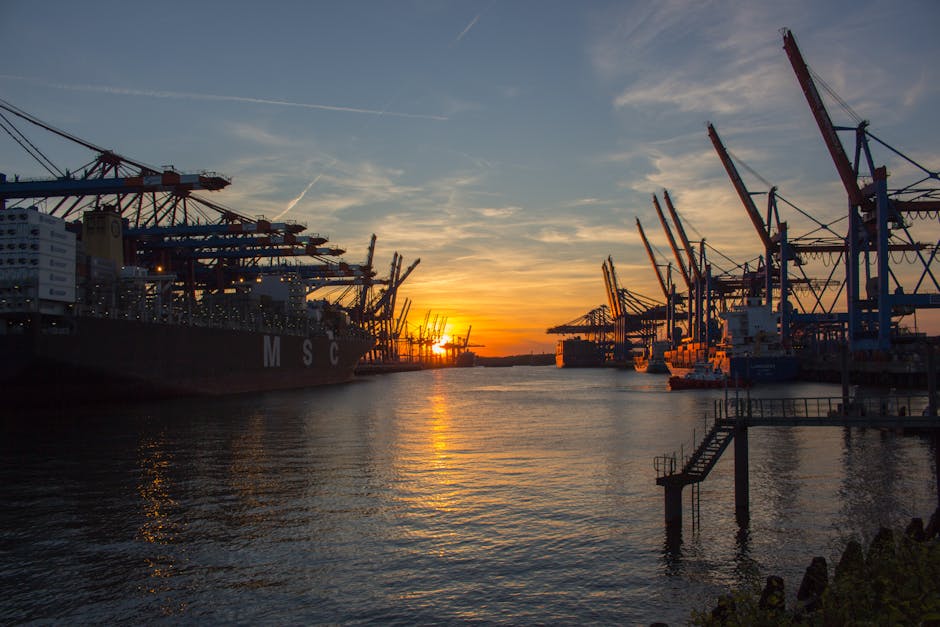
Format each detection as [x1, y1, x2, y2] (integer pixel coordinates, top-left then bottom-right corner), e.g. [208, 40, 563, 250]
[227, 122, 308, 149]
[612, 59, 788, 116]
[587, 1, 701, 81]
[474, 206, 520, 218]
[901, 69, 928, 110]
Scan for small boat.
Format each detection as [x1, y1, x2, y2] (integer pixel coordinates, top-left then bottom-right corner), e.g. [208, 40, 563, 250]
[634, 340, 670, 374]
[668, 361, 749, 390]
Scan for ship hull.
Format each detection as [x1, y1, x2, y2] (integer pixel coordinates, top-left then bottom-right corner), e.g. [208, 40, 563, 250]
[725, 355, 800, 383]
[634, 358, 669, 374]
[668, 376, 748, 390]
[1, 316, 374, 401]
[555, 338, 605, 368]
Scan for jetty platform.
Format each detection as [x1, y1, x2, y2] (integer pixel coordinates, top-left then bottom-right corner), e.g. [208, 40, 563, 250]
[654, 391, 940, 531]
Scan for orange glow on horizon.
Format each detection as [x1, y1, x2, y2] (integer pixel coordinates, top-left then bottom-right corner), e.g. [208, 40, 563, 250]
[395, 255, 940, 358]
[432, 334, 451, 355]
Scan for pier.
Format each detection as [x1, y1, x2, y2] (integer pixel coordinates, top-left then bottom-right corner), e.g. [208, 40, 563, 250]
[654, 391, 940, 531]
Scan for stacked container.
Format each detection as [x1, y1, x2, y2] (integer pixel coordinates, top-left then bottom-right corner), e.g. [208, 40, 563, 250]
[0, 207, 77, 311]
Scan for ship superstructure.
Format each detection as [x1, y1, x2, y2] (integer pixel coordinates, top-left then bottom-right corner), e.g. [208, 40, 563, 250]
[710, 297, 799, 383]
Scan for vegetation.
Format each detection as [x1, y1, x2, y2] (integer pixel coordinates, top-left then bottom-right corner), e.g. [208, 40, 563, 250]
[690, 518, 940, 626]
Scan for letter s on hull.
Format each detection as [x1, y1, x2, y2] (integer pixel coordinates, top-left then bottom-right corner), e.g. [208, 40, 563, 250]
[303, 339, 313, 366]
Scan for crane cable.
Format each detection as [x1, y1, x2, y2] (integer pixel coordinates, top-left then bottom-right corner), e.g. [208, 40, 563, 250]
[809, 66, 865, 126]
[0, 111, 63, 178]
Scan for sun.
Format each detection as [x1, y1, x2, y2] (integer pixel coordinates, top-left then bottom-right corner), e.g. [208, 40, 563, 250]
[432, 334, 451, 355]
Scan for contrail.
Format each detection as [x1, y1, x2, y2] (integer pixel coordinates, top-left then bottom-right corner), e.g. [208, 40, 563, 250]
[0, 75, 448, 121]
[274, 171, 327, 220]
[453, 14, 480, 44]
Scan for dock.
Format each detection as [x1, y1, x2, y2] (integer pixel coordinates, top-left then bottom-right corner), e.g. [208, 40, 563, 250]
[654, 392, 940, 532]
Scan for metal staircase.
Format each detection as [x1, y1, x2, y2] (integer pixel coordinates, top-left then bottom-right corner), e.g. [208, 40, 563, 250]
[656, 419, 736, 487]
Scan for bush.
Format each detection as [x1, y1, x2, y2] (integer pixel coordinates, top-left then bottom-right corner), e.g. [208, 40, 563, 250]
[690, 516, 940, 626]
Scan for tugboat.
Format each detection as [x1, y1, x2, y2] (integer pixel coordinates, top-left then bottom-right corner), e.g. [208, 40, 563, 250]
[664, 337, 711, 377]
[668, 361, 749, 390]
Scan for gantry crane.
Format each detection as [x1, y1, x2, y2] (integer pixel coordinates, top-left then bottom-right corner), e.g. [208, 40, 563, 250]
[782, 28, 940, 350]
[661, 191, 709, 343]
[0, 100, 420, 346]
[636, 217, 683, 345]
[602, 256, 629, 364]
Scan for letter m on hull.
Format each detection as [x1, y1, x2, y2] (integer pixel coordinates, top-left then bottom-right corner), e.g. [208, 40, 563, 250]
[264, 335, 281, 367]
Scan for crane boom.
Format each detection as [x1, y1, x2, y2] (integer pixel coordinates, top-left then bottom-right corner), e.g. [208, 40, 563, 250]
[652, 194, 691, 288]
[602, 256, 624, 319]
[706, 123, 774, 251]
[782, 28, 865, 208]
[662, 190, 702, 281]
[635, 218, 670, 300]
[370, 257, 420, 314]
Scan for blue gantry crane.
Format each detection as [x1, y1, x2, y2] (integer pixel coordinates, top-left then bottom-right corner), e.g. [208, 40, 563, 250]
[782, 28, 940, 351]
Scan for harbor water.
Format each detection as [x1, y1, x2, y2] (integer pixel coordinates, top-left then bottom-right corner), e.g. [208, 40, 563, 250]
[2, 366, 937, 624]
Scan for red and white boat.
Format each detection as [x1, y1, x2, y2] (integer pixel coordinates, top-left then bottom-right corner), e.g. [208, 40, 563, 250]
[668, 361, 749, 390]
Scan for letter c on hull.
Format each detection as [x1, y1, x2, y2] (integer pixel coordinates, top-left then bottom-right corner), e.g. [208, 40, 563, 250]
[330, 341, 339, 365]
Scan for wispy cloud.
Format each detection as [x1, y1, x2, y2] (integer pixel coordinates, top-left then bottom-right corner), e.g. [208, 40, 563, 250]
[613, 60, 787, 115]
[0, 74, 448, 121]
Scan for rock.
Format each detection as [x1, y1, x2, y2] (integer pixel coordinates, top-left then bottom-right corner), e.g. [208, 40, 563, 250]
[796, 556, 828, 612]
[710, 594, 736, 624]
[835, 539, 864, 582]
[866, 527, 895, 566]
[905, 517, 925, 542]
[925, 508, 940, 540]
[758, 575, 786, 611]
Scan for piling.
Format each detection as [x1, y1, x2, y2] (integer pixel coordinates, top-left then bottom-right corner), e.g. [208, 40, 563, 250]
[840, 344, 850, 415]
[929, 344, 940, 510]
[664, 481, 683, 530]
[734, 423, 749, 527]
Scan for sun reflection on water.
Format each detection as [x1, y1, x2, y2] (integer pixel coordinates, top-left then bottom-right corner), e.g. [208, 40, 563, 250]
[423, 391, 459, 513]
[136, 434, 183, 606]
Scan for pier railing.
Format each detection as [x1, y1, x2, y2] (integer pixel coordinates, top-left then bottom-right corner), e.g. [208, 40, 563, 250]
[721, 394, 934, 424]
[655, 393, 938, 481]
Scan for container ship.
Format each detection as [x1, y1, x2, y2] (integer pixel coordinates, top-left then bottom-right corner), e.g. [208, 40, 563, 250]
[663, 298, 799, 384]
[710, 298, 800, 383]
[0, 101, 435, 403]
[555, 337, 606, 368]
[0, 205, 374, 402]
[663, 338, 711, 377]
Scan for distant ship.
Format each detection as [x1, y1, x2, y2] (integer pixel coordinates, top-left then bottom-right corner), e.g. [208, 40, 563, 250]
[634, 340, 670, 374]
[0, 207, 374, 401]
[555, 337, 605, 368]
[456, 350, 477, 367]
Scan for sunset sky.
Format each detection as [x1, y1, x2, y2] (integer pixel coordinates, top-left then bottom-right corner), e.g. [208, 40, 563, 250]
[2, 1, 939, 355]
